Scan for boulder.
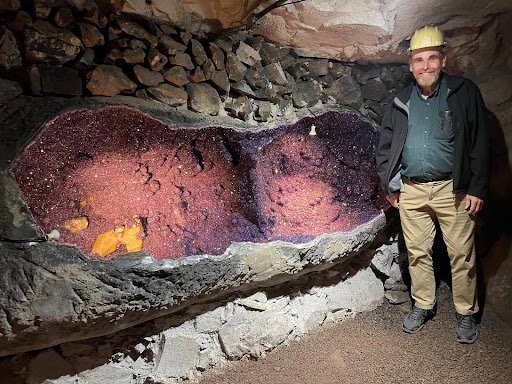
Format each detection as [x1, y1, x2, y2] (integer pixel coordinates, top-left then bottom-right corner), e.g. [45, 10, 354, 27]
[163, 66, 189, 87]
[190, 39, 208, 65]
[209, 42, 225, 70]
[147, 48, 168, 71]
[133, 64, 164, 86]
[54, 7, 74, 28]
[86, 65, 137, 96]
[24, 28, 81, 64]
[236, 41, 261, 66]
[292, 80, 322, 108]
[148, 83, 188, 106]
[325, 75, 362, 108]
[170, 52, 195, 70]
[0, 26, 22, 71]
[226, 52, 247, 82]
[79, 22, 105, 48]
[117, 19, 158, 47]
[186, 82, 221, 115]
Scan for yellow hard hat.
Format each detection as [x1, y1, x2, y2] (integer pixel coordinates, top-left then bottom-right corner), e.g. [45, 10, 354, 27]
[409, 26, 446, 51]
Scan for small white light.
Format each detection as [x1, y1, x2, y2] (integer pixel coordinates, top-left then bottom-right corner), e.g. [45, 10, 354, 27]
[309, 124, 317, 136]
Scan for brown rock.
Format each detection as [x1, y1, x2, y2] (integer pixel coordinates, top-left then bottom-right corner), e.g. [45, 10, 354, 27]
[214, 36, 235, 53]
[170, 52, 194, 70]
[8, 10, 32, 33]
[210, 70, 230, 93]
[0, 26, 22, 71]
[147, 83, 188, 106]
[24, 28, 81, 64]
[180, 31, 192, 45]
[86, 65, 137, 96]
[34, 0, 54, 19]
[32, 20, 82, 47]
[329, 62, 351, 78]
[186, 82, 221, 115]
[189, 67, 206, 83]
[260, 42, 289, 65]
[40, 65, 82, 95]
[292, 80, 322, 108]
[158, 24, 177, 36]
[245, 66, 269, 89]
[236, 41, 261, 66]
[159, 35, 186, 55]
[54, 7, 74, 28]
[118, 19, 158, 47]
[209, 42, 225, 71]
[104, 48, 123, 64]
[225, 95, 251, 121]
[83, 8, 107, 28]
[254, 100, 272, 122]
[263, 62, 287, 85]
[202, 59, 216, 80]
[226, 52, 246, 82]
[76, 48, 96, 68]
[147, 48, 168, 71]
[133, 64, 164, 86]
[325, 75, 362, 108]
[308, 59, 329, 77]
[122, 47, 146, 64]
[231, 80, 256, 98]
[0, 78, 23, 105]
[0, 0, 20, 11]
[79, 22, 104, 48]
[190, 39, 207, 65]
[135, 88, 149, 99]
[129, 39, 147, 50]
[163, 66, 189, 87]
[108, 26, 122, 41]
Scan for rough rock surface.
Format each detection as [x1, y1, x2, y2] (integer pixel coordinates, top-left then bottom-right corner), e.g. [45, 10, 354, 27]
[0, 212, 386, 357]
[0, 96, 387, 357]
[0, 259, 386, 383]
[118, 1, 512, 70]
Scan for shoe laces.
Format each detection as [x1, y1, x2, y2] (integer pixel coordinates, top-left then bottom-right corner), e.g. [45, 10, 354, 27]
[409, 306, 426, 320]
[457, 315, 474, 329]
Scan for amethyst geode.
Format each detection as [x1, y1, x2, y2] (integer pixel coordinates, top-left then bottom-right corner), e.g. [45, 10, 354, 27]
[11, 107, 383, 259]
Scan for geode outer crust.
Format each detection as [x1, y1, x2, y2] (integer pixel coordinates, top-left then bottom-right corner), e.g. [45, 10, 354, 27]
[0, 97, 387, 357]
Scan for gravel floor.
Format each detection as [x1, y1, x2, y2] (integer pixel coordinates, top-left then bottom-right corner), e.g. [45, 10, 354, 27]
[194, 286, 512, 384]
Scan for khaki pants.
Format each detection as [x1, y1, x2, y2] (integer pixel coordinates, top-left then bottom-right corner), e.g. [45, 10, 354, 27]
[399, 178, 478, 315]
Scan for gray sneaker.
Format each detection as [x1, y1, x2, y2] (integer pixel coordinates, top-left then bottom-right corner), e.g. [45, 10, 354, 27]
[402, 306, 431, 333]
[456, 313, 478, 344]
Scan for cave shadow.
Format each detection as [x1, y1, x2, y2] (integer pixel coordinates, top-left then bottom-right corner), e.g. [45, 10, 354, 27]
[474, 111, 512, 321]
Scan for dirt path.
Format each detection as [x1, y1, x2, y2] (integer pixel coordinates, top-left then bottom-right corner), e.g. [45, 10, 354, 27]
[194, 286, 512, 384]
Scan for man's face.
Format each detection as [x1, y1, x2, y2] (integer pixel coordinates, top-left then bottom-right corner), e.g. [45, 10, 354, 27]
[409, 48, 446, 90]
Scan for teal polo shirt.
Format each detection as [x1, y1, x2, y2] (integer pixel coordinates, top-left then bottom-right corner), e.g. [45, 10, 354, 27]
[401, 75, 454, 181]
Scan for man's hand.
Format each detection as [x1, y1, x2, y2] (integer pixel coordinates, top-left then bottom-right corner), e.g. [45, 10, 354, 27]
[465, 194, 484, 215]
[386, 192, 400, 209]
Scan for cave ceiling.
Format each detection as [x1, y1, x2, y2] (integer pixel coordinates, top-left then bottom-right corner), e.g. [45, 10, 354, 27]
[117, 0, 512, 74]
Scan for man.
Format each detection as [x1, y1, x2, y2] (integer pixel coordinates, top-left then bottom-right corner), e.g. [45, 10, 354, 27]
[376, 25, 489, 343]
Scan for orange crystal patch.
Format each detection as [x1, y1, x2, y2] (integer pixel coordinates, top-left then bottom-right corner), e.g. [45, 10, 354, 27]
[91, 218, 144, 257]
[64, 217, 89, 233]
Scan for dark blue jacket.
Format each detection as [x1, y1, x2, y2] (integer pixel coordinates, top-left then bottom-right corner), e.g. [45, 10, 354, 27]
[376, 74, 490, 198]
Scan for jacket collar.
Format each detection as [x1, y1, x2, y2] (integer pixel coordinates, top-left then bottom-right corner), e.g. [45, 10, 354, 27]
[393, 73, 465, 113]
